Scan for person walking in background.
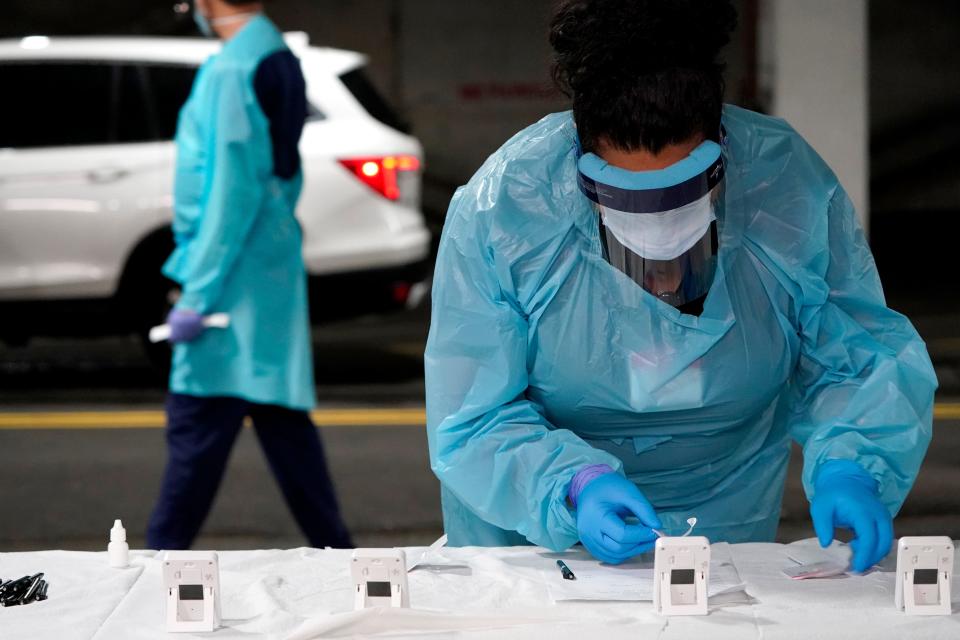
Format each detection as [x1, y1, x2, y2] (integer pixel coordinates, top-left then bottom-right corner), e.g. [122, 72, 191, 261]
[147, 0, 352, 550]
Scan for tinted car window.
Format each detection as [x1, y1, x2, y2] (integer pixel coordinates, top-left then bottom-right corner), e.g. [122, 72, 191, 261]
[144, 64, 197, 140]
[0, 62, 112, 149]
[339, 68, 410, 133]
[114, 64, 154, 144]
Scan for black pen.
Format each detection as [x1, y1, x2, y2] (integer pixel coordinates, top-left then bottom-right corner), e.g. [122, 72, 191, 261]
[0, 576, 24, 595]
[1, 584, 27, 606]
[557, 560, 577, 580]
[19, 574, 45, 605]
[5, 573, 41, 602]
[0, 576, 30, 600]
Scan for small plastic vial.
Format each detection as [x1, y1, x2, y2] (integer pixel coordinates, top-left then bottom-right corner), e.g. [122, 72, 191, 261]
[109, 519, 129, 568]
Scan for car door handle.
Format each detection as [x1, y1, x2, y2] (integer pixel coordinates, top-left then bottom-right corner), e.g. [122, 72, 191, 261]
[87, 167, 129, 184]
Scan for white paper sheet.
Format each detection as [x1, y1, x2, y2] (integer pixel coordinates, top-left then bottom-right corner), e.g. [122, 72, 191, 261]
[784, 539, 853, 567]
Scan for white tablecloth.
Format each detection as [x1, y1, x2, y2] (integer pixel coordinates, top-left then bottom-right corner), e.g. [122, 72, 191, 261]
[1, 540, 957, 639]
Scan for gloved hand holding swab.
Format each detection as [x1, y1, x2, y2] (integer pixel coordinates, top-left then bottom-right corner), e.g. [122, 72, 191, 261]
[148, 313, 231, 344]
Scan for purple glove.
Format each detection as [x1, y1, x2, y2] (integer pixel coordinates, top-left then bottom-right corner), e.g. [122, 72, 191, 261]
[569, 464, 617, 507]
[167, 309, 205, 343]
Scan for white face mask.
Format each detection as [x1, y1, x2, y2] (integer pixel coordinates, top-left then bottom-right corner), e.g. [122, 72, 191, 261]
[598, 190, 717, 262]
[193, 2, 258, 38]
[210, 12, 259, 27]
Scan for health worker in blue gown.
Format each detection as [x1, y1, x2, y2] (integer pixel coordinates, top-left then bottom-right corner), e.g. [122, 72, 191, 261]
[425, 0, 936, 573]
[147, 0, 351, 550]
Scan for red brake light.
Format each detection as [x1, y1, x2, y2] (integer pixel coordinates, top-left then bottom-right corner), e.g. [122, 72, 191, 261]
[339, 155, 421, 201]
[392, 281, 411, 304]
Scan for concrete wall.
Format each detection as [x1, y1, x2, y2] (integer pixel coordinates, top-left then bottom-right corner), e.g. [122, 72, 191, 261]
[870, 0, 960, 215]
[266, 0, 571, 217]
[269, 0, 956, 222]
[267, 0, 750, 219]
[762, 0, 869, 227]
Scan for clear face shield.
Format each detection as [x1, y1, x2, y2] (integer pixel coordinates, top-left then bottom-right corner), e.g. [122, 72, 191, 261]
[577, 139, 725, 308]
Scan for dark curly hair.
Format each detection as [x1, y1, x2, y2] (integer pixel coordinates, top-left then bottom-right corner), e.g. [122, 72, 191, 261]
[550, 0, 738, 154]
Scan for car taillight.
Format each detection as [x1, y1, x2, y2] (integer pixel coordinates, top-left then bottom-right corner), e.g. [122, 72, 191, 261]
[338, 155, 421, 201]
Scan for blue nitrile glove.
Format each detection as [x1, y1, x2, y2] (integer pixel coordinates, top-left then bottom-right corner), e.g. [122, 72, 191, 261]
[167, 309, 205, 344]
[571, 466, 662, 564]
[810, 460, 893, 573]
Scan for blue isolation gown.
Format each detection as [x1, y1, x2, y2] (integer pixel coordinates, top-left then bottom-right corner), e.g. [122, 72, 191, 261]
[163, 15, 315, 411]
[425, 106, 937, 549]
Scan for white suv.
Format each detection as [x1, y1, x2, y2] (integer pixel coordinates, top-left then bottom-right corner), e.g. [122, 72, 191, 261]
[0, 34, 431, 362]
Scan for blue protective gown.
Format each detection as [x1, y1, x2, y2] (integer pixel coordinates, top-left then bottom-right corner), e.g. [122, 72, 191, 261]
[425, 106, 937, 549]
[163, 15, 315, 411]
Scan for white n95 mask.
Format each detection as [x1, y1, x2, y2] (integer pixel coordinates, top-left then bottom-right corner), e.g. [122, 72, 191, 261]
[599, 191, 716, 262]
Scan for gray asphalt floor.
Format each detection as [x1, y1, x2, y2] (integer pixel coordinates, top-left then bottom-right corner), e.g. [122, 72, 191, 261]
[1, 306, 958, 551]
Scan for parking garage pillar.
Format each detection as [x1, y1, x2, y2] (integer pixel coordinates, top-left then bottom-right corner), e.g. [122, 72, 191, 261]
[762, 0, 869, 232]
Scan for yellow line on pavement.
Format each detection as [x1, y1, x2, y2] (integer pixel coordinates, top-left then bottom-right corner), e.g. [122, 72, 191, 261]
[313, 408, 425, 426]
[0, 408, 427, 430]
[934, 403, 960, 420]
[0, 404, 957, 431]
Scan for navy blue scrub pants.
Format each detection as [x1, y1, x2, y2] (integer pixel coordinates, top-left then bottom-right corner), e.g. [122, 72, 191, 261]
[147, 393, 353, 550]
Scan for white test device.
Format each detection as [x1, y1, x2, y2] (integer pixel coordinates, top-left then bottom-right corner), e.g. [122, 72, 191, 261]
[351, 548, 410, 610]
[653, 536, 711, 616]
[894, 536, 953, 616]
[162, 551, 222, 633]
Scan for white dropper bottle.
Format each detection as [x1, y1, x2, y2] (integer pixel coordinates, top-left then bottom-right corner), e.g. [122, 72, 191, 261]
[109, 519, 129, 568]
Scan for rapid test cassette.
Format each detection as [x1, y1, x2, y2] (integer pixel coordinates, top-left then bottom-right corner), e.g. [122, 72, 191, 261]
[163, 551, 221, 633]
[352, 548, 410, 609]
[653, 536, 711, 616]
[895, 536, 953, 616]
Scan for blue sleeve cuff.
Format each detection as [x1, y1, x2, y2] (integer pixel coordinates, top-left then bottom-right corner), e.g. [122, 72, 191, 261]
[814, 459, 879, 494]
